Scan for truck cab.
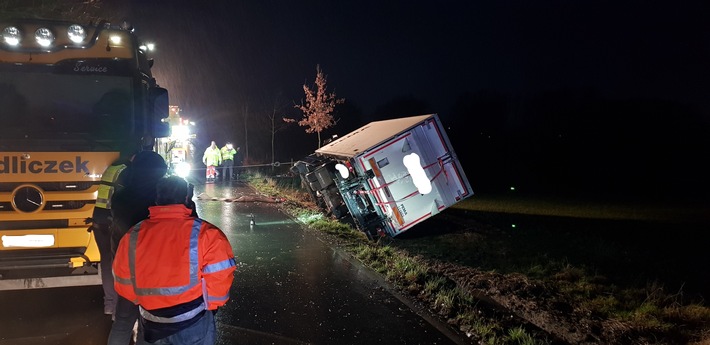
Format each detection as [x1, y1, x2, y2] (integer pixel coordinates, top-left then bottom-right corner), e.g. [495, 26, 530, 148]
[0, 19, 169, 288]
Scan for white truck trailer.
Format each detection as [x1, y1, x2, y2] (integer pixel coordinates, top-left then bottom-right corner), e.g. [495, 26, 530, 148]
[291, 114, 473, 238]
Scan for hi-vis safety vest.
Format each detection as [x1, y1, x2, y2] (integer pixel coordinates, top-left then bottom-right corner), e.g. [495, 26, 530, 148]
[113, 204, 236, 322]
[221, 146, 236, 161]
[202, 146, 222, 166]
[95, 164, 127, 210]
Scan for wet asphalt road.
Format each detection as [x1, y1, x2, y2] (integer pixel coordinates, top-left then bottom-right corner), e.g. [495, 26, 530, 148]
[0, 180, 467, 345]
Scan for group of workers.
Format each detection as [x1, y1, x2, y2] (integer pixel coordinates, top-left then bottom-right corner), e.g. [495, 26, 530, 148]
[91, 149, 237, 345]
[202, 141, 240, 183]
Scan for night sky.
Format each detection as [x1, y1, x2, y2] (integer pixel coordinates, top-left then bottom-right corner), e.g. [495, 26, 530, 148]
[118, 0, 710, 200]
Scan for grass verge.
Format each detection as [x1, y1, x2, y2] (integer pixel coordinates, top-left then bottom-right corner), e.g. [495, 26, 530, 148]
[245, 173, 710, 345]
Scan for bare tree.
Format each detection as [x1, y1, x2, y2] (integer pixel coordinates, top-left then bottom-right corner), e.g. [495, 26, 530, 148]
[266, 94, 292, 167]
[242, 103, 249, 163]
[288, 65, 345, 148]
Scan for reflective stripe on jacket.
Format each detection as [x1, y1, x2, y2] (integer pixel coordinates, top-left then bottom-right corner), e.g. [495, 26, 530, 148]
[95, 164, 127, 209]
[113, 204, 236, 311]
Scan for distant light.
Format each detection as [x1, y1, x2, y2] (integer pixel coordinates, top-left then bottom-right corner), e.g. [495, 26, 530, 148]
[511, 224, 516, 228]
[510, 186, 516, 191]
[170, 125, 190, 140]
[403, 153, 432, 195]
[140, 42, 155, 51]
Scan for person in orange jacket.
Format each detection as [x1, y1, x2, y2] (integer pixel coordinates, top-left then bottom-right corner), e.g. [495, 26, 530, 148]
[113, 175, 236, 344]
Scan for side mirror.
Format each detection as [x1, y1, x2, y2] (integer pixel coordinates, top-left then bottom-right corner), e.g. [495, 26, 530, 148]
[149, 87, 170, 138]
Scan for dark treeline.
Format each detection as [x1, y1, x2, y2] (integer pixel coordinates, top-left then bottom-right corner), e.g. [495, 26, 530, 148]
[441, 88, 710, 202]
[201, 87, 709, 204]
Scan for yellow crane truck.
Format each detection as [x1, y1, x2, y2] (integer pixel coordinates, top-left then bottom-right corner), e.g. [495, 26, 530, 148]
[0, 18, 170, 289]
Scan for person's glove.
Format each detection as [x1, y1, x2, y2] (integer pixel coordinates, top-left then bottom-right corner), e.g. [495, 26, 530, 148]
[85, 217, 94, 232]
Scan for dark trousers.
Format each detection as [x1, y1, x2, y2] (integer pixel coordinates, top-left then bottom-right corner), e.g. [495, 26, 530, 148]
[221, 159, 234, 180]
[108, 295, 141, 345]
[93, 222, 117, 313]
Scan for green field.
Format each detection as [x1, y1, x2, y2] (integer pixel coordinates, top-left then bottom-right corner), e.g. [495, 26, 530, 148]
[452, 192, 709, 224]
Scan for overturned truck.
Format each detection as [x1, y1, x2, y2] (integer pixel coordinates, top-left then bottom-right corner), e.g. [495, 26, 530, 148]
[291, 114, 473, 238]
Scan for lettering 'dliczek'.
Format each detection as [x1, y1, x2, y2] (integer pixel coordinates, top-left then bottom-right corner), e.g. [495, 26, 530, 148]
[403, 153, 432, 195]
[0, 156, 90, 174]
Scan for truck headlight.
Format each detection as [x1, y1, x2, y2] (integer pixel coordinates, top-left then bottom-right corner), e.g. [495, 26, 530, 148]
[175, 162, 191, 178]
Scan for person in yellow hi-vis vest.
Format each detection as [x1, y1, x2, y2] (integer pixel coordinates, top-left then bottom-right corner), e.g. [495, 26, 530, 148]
[202, 141, 222, 183]
[220, 142, 238, 181]
[88, 152, 134, 316]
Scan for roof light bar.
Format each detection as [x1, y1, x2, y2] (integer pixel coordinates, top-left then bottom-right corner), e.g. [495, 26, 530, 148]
[2, 26, 21, 46]
[67, 24, 86, 43]
[34, 27, 55, 47]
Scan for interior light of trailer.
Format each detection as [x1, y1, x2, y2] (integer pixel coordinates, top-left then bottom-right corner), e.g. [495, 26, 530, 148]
[403, 153, 432, 195]
[335, 163, 350, 179]
[2, 26, 21, 46]
[67, 24, 86, 43]
[110, 35, 121, 45]
[35, 27, 55, 47]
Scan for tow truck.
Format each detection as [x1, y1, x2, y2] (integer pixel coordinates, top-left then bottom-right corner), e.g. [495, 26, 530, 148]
[156, 105, 197, 179]
[0, 18, 170, 289]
